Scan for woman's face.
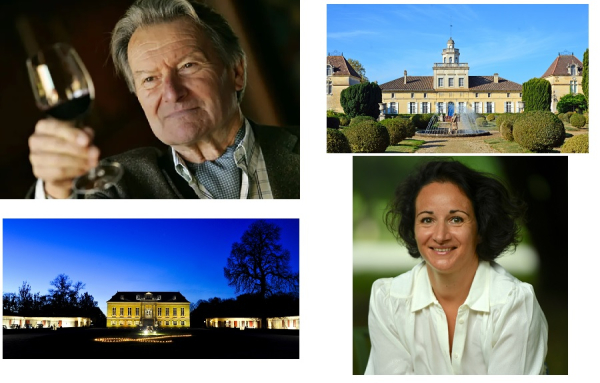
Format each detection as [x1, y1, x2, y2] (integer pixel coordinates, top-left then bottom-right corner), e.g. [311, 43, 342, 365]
[414, 182, 479, 275]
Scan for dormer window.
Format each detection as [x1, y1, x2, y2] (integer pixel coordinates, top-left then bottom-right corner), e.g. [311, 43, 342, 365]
[136, 295, 140, 300]
[157, 295, 161, 300]
[120, 295, 124, 300]
[327, 64, 333, 76]
[569, 65, 576, 76]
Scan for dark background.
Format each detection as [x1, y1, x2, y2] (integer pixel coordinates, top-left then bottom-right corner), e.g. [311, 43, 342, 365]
[0, 0, 299, 198]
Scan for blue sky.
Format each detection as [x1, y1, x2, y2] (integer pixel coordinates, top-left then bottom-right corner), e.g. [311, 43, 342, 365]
[3, 219, 299, 316]
[327, 4, 589, 85]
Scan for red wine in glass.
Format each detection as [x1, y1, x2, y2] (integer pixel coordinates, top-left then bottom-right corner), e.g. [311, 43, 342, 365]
[26, 43, 122, 194]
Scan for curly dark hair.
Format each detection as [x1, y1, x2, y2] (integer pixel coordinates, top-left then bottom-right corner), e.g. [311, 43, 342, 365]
[385, 160, 526, 261]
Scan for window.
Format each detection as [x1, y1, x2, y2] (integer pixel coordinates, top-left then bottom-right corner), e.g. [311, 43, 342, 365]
[410, 93, 414, 99]
[421, 102, 429, 113]
[391, 93, 395, 98]
[570, 65, 576, 76]
[437, 102, 444, 113]
[136, 295, 140, 300]
[458, 102, 465, 113]
[519, 93, 522, 97]
[486, 102, 493, 113]
[173, 308, 177, 317]
[120, 308, 124, 317]
[158, 307, 162, 316]
[474, 102, 480, 113]
[112, 308, 116, 317]
[181, 321, 185, 326]
[165, 321, 169, 326]
[181, 308, 185, 317]
[389, 102, 398, 114]
[570, 80, 577, 93]
[448, 78, 454, 87]
[459, 78, 464, 87]
[505, 102, 512, 113]
[326, 80, 332, 95]
[507, 93, 510, 97]
[488, 93, 491, 98]
[327, 64, 332, 76]
[409, 102, 416, 114]
[112, 320, 116, 325]
[127, 307, 131, 317]
[136, 308, 139, 316]
[424, 93, 427, 98]
[475, 93, 479, 98]
[166, 308, 170, 317]
[449, 57, 453, 63]
[444, 57, 446, 63]
[438, 78, 443, 87]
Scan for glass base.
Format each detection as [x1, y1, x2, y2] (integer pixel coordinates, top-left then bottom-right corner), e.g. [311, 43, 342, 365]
[73, 162, 123, 194]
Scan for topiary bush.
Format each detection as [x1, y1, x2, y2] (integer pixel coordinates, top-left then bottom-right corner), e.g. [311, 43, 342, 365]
[340, 81, 382, 118]
[570, 113, 586, 128]
[327, 116, 340, 129]
[339, 115, 350, 126]
[584, 112, 589, 124]
[557, 113, 565, 122]
[560, 133, 589, 153]
[327, 128, 352, 153]
[565, 111, 574, 122]
[380, 118, 413, 145]
[397, 117, 416, 137]
[500, 121, 515, 141]
[513, 111, 565, 152]
[495, 113, 519, 131]
[476, 117, 487, 127]
[350, 115, 376, 126]
[486, 114, 496, 122]
[344, 120, 390, 153]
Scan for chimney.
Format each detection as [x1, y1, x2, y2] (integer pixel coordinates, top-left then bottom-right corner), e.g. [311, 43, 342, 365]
[404, 70, 407, 84]
[494, 73, 499, 83]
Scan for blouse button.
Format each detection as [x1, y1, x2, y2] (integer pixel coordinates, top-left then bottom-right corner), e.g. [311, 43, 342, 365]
[459, 319, 464, 324]
[454, 353, 459, 359]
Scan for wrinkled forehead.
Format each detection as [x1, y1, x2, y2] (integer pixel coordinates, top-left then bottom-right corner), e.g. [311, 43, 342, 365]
[127, 18, 212, 66]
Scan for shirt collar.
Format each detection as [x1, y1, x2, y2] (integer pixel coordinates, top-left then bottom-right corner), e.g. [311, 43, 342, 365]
[171, 117, 252, 182]
[410, 260, 491, 313]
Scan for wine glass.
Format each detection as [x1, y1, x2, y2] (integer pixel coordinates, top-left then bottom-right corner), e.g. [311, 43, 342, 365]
[26, 43, 123, 195]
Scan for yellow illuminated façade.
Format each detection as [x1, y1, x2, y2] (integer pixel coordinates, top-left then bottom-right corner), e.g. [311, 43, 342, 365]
[106, 291, 190, 328]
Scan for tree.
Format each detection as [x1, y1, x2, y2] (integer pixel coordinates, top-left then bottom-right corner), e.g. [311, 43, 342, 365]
[340, 82, 382, 118]
[224, 220, 298, 328]
[582, 48, 589, 104]
[48, 274, 85, 313]
[556, 93, 587, 113]
[347, 58, 368, 83]
[18, 281, 34, 315]
[3, 292, 19, 313]
[522, 78, 551, 112]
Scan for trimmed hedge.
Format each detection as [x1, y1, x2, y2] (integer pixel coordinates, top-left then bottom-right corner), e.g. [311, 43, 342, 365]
[340, 81, 382, 118]
[500, 121, 515, 141]
[486, 114, 496, 122]
[350, 115, 376, 126]
[476, 117, 487, 127]
[327, 128, 352, 153]
[380, 118, 414, 145]
[522, 78, 551, 111]
[494, 113, 519, 131]
[344, 120, 390, 153]
[339, 115, 350, 126]
[570, 113, 586, 128]
[410, 113, 435, 131]
[560, 134, 589, 153]
[513, 111, 565, 152]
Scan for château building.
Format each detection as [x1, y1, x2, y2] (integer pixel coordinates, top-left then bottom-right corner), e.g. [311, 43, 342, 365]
[106, 291, 190, 328]
[541, 53, 584, 113]
[378, 38, 523, 115]
[327, 54, 361, 113]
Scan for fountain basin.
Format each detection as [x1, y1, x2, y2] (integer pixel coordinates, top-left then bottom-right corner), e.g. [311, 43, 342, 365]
[416, 129, 491, 137]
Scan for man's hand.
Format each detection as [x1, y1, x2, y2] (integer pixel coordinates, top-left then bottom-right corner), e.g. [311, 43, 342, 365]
[28, 118, 100, 198]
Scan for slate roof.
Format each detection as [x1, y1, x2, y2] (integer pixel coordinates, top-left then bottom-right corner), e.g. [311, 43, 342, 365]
[327, 55, 361, 78]
[107, 291, 189, 303]
[379, 75, 521, 92]
[541, 54, 583, 78]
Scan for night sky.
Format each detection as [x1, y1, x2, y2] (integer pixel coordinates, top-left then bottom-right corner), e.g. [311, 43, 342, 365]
[2, 219, 299, 315]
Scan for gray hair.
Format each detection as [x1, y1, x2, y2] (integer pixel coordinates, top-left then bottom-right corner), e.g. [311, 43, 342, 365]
[111, 0, 246, 101]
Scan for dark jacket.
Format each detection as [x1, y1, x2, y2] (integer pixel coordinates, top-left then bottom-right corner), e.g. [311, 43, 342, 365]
[28, 123, 300, 199]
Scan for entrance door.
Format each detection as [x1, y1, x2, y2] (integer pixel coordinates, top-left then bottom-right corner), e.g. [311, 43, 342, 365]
[448, 102, 455, 117]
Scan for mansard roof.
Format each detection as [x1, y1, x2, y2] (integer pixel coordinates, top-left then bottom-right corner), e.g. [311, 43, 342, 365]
[327, 55, 361, 78]
[541, 54, 583, 78]
[379, 75, 521, 92]
[107, 291, 189, 303]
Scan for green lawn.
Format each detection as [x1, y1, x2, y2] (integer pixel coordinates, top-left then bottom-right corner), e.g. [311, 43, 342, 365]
[385, 139, 425, 153]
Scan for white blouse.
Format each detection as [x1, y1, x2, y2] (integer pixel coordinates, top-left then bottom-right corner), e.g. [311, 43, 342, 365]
[365, 260, 548, 374]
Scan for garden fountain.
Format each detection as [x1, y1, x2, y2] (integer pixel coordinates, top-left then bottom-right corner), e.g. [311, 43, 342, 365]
[416, 107, 490, 137]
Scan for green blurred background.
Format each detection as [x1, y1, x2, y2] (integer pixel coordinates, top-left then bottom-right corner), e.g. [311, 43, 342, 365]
[353, 156, 568, 375]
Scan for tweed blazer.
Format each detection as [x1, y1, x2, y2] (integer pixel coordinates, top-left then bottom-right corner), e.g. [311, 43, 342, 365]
[28, 122, 299, 199]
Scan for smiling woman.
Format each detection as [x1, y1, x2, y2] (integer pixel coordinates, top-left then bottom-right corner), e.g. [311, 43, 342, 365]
[365, 160, 548, 375]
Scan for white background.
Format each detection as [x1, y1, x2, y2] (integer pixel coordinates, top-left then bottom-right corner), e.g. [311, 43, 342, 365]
[0, 0, 595, 381]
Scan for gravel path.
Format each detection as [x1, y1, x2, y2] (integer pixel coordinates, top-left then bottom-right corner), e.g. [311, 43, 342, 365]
[415, 131, 501, 153]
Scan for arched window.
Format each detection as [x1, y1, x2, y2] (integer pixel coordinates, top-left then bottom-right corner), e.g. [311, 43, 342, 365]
[570, 65, 576, 76]
[449, 57, 453, 63]
[327, 64, 333, 76]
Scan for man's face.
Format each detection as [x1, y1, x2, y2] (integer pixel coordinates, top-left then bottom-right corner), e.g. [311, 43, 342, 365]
[127, 18, 244, 147]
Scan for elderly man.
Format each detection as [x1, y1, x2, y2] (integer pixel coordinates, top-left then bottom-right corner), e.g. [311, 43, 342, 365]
[28, 0, 299, 199]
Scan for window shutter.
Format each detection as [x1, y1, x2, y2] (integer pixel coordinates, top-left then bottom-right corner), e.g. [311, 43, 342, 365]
[428, 102, 431, 114]
[492, 102, 495, 113]
[407, 102, 410, 114]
